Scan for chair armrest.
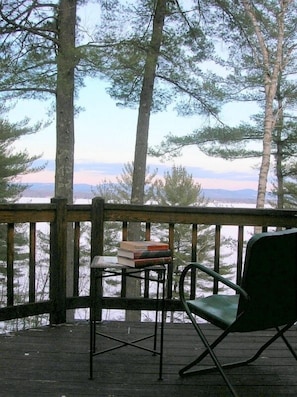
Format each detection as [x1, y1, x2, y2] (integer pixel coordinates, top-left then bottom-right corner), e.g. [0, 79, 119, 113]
[179, 262, 249, 304]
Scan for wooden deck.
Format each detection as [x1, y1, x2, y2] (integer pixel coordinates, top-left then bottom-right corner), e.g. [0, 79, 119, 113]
[0, 321, 297, 396]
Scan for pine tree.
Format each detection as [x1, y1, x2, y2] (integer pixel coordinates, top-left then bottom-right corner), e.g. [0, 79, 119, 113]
[0, 114, 43, 327]
[92, 162, 158, 254]
[152, 166, 213, 294]
[0, 0, 100, 202]
[0, 117, 42, 203]
[97, 0, 224, 213]
[150, 1, 297, 209]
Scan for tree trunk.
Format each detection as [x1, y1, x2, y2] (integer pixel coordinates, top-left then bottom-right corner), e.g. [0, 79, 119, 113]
[128, 0, 167, 322]
[55, 0, 76, 321]
[55, 0, 76, 203]
[241, 0, 287, 209]
[256, 94, 275, 208]
[131, 0, 167, 206]
[275, 86, 285, 209]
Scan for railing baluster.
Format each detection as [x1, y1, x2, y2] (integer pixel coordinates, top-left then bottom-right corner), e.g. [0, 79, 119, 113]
[214, 225, 221, 294]
[7, 223, 14, 307]
[144, 269, 149, 298]
[122, 221, 128, 241]
[121, 221, 127, 298]
[118, 221, 125, 299]
[121, 269, 126, 298]
[73, 221, 80, 297]
[145, 222, 151, 240]
[29, 222, 36, 303]
[191, 224, 197, 261]
[190, 224, 197, 299]
[236, 225, 244, 286]
[167, 223, 175, 299]
[144, 222, 151, 297]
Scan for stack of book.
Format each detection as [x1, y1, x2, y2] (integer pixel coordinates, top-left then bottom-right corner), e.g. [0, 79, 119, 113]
[117, 241, 172, 267]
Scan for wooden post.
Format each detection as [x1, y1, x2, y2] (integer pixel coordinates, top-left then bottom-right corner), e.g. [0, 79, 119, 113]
[50, 198, 67, 324]
[91, 197, 104, 260]
[90, 197, 104, 321]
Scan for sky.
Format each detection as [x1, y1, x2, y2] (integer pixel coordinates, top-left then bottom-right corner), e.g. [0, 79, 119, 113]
[6, 0, 263, 192]
[8, 76, 262, 191]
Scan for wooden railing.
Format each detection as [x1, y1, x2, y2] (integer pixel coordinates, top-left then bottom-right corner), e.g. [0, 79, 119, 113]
[0, 196, 297, 325]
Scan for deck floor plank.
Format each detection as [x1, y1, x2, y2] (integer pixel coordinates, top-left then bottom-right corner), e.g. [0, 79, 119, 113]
[0, 322, 296, 396]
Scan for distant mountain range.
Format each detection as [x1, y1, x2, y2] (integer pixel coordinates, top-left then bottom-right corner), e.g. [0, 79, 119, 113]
[21, 183, 259, 203]
[202, 188, 258, 203]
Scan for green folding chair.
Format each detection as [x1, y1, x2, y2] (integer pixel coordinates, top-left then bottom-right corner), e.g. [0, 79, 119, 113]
[179, 228, 297, 397]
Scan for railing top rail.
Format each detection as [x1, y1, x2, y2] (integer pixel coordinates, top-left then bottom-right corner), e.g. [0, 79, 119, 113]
[0, 203, 57, 223]
[0, 199, 297, 227]
[102, 202, 297, 227]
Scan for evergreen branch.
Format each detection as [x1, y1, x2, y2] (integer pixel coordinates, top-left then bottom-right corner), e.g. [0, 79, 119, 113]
[156, 72, 224, 123]
[0, 86, 55, 94]
[0, 2, 58, 44]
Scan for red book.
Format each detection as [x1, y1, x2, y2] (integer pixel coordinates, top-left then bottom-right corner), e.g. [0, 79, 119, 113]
[119, 241, 169, 251]
[117, 248, 172, 259]
[117, 255, 172, 268]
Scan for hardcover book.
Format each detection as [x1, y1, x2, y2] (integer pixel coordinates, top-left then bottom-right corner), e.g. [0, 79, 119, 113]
[117, 255, 172, 267]
[117, 248, 172, 259]
[119, 241, 169, 251]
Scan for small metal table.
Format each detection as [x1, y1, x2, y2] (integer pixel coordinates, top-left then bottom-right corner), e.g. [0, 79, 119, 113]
[89, 256, 167, 380]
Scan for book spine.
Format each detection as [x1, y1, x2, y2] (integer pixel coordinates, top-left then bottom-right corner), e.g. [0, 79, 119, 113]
[117, 249, 171, 259]
[133, 256, 172, 267]
[119, 241, 169, 251]
[117, 256, 172, 267]
[145, 246, 169, 251]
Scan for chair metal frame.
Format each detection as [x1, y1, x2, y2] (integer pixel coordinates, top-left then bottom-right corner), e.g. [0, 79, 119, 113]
[179, 229, 297, 397]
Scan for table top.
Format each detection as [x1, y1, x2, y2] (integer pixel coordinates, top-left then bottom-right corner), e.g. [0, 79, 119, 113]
[91, 255, 166, 270]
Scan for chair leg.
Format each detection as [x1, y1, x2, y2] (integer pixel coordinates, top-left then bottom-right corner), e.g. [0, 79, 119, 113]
[180, 316, 296, 397]
[279, 327, 297, 360]
[179, 312, 239, 397]
[236, 322, 297, 367]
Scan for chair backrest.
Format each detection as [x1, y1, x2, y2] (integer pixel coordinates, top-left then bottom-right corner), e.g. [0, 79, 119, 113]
[235, 228, 297, 332]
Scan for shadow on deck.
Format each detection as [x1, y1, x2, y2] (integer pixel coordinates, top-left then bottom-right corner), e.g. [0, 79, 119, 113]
[0, 321, 297, 397]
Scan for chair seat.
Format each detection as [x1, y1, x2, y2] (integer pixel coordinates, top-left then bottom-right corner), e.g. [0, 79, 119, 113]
[187, 295, 239, 329]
